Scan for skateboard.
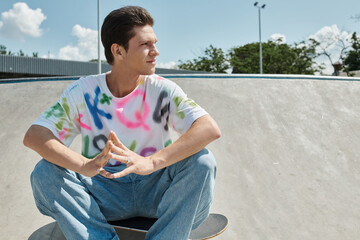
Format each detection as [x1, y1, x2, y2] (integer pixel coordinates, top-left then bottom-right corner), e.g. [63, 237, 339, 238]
[108, 213, 228, 240]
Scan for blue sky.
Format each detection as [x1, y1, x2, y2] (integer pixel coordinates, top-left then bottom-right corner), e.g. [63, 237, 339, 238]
[0, 0, 359, 73]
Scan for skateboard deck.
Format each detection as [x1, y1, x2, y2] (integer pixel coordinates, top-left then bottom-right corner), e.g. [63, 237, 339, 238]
[108, 213, 228, 240]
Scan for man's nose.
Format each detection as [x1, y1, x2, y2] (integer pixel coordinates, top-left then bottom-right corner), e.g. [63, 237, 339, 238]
[150, 46, 159, 56]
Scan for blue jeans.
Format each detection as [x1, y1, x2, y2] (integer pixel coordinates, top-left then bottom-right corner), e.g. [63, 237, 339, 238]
[30, 148, 216, 240]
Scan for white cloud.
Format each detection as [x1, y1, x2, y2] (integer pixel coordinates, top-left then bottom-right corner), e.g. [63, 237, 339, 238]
[270, 33, 286, 43]
[58, 24, 104, 61]
[307, 25, 352, 75]
[309, 25, 351, 53]
[0, 2, 46, 40]
[157, 61, 179, 69]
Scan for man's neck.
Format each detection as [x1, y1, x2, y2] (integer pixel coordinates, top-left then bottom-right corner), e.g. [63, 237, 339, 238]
[106, 67, 142, 98]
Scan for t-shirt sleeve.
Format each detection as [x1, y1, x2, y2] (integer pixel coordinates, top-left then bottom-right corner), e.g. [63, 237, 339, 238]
[169, 84, 208, 134]
[32, 82, 81, 147]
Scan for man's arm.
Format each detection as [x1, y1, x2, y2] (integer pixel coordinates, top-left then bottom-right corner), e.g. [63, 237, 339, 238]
[23, 125, 114, 177]
[152, 114, 221, 169]
[106, 114, 221, 178]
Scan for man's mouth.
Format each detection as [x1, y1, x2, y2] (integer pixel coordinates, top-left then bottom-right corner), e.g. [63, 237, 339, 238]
[147, 59, 156, 64]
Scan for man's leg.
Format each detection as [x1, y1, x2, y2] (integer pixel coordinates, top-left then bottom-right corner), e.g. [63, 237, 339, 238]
[135, 148, 216, 240]
[30, 159, 121, 240]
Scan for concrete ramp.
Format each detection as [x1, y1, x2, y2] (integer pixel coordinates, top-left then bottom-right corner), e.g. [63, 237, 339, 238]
[1, 75, 360, 239]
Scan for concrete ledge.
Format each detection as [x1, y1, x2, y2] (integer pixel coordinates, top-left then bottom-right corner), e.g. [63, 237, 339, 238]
[2, 74, 360, 239]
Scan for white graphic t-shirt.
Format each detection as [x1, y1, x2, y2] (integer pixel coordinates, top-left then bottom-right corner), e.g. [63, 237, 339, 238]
[34, 73, 207, 166]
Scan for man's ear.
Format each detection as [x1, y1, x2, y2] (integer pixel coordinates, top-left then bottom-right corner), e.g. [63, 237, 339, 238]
[111, 43, 125, 61]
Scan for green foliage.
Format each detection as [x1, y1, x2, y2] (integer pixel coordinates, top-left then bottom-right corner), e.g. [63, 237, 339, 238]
[0, 44, 14, 56]
[0, 44, 6, 55]
[228, 43, 258, 73]
[178, 40, 322, 75]
[229, 39, 322, 74]
[0, 43, 38, 57]
[178, 45, 229, 73]
[343, 32, 360, 74]
[18, 49, 25, 56]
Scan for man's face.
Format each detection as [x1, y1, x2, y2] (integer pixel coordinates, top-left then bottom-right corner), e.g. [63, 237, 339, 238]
[122, 25, 160, 75]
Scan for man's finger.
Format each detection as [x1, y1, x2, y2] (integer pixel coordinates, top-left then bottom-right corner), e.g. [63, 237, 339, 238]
[100, 151, 112, 166]
[98, 168, 112, 178]
[109, 141, 127, 156]
[97, 141, 112, 165]
[109, 131, 127, 150]
[101, 140, 112, 155]
[105, 166, 134, 179]
[109, 152, 130, 164]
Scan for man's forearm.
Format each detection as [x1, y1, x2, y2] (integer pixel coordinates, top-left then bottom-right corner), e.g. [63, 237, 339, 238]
[150, 114, 221, 170]
[23, 125, 86, 173]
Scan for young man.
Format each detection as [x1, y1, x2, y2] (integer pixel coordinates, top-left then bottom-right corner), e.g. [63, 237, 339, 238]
[24, 6, 221, 240]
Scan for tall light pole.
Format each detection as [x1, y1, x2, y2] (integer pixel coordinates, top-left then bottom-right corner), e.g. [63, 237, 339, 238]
[254, 2, 266, 74]
[97, 0, 101, 74]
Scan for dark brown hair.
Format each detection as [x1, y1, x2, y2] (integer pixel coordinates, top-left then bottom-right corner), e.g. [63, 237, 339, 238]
[101, 6, 154, 65]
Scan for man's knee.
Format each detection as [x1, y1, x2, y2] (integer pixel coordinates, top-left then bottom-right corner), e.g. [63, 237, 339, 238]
[30, 159, 59, 214]
[163, 148, 217, 186]
[191, 148, 217, 178]
[30, 159, 70, 195]
[30, 159, 58, 187]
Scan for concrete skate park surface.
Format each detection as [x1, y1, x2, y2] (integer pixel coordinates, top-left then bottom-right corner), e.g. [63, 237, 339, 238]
[1, 74, 360, 240]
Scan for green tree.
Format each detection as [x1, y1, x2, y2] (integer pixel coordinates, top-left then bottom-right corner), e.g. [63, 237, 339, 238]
[229, 39, 321, 74]
[1, 44, 39, 57]
[0, 44, 7, 55]
[342, 32, 360, 75]
[17, 49, 25, 57]
[228, 42, 258, 73]
[178, 45, 229, 73]
[0, 44, 14, 56]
